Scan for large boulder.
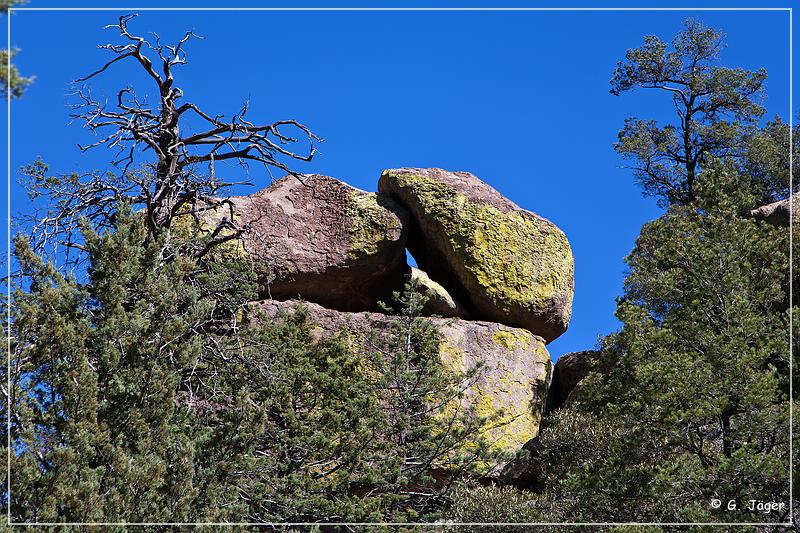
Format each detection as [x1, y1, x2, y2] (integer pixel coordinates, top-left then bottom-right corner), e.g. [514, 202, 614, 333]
[253, 299, 553, 467]
[207, 174, 410, 312]
[378, 168, 574, 343]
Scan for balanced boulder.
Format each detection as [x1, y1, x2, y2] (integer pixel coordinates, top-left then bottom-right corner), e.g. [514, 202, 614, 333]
[378, 168, 574, 342]
[253, 298, 553, 467]
[210, 174, 410, 312]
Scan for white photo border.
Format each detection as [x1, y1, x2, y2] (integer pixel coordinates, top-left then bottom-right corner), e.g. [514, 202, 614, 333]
[4, 5, 794, 528]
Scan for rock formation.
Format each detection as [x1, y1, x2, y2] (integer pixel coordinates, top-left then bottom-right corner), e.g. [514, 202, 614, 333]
[207, 174, 410, 311]
[254, 299, 553, 465]
[205, 167, 575, 473]
[378, 167, 574, 343]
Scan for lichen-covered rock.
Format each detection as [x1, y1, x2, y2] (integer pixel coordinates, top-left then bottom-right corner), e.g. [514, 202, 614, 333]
[750, 193, 799, 227]
[408, 267, 470, 319]
[439, 323, 551, 466]
[253, 299, 552, 468]
[378, 168, 574, 343]
[208, 174, 410, 311]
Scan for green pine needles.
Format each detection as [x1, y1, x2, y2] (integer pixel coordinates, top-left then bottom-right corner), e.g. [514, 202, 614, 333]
[4, 211, 499, 527]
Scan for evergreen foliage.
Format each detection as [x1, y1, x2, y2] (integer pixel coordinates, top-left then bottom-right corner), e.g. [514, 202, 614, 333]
[447, 163, 791, 528]
[3, 211, 495, 527]
[1, 1, 33, 98]
[612, 19, 767, 207]
[448, 21, 792, 527]
[5, 15, 794, 530]
[744, 116, 799, 201]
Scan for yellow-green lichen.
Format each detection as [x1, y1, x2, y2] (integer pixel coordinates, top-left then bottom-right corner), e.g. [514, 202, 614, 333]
[384, 171, 573, 318]
[346, 191, 401, 260]
[438, 340, 467, 371]
[467, 204, 571, 313]
[433, 334, 543, 466]
[463, 371, 539, 467]
[491, 329, 533, 352]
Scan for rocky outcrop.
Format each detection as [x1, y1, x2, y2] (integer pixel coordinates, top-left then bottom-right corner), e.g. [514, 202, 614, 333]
[408, 267, 470, 319]
[378, 168, 574, 343]
[208, 174, 410, 311]
[253, 299, 553, 466]
[199, 166, 577, 474]
[750, 193, 799, 227]
[546, 350, 601, 412]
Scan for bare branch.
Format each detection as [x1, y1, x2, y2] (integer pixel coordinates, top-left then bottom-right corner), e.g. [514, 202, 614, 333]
[33, 13, 321, 262]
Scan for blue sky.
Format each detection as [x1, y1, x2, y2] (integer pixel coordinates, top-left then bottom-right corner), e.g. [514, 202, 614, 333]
[1, 2, 794, 359]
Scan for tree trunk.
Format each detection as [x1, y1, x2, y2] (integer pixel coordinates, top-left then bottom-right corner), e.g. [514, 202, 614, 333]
[721, 410, 733, 459]
[683, 100, 697, 205]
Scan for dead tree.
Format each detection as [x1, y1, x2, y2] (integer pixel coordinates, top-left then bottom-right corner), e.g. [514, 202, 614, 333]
[25, 13, 318, 264]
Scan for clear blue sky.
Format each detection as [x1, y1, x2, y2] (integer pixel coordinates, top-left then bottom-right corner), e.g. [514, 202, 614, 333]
[1, 1, 794, 360]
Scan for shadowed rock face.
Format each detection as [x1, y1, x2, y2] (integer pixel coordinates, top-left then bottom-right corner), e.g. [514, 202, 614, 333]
[215, 174, 410, 311]
[253, 299, 553, 469]
[545, 350, 601, 412]
[378, 168, 574, 343]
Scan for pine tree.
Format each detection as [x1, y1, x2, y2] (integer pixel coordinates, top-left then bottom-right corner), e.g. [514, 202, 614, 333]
[566, 165, 790, 522]
[612, 19, 766, 207]
[446, 164, 791, 527]
[4, 211, 498, 527]
[4, 209, 257, 526]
